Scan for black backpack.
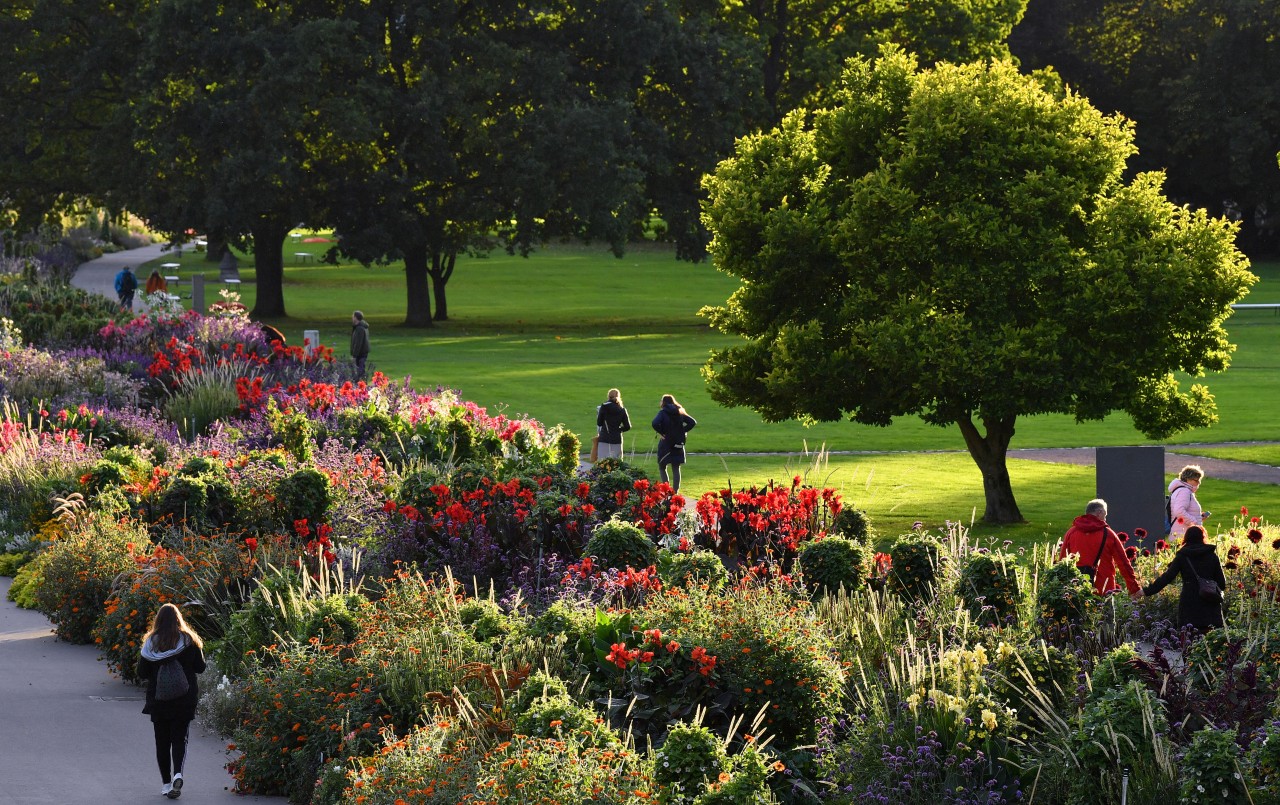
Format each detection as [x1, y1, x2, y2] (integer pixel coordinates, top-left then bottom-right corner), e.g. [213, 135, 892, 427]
[121, 271, 137, 293]
[155, 657, 189, 701]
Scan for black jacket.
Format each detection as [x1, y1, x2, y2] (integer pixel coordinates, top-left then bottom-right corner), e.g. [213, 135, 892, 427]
[1143, 544, 1227, 630]
[652, 404, 696, 465]
[597, 401, 631, 445]
[137, 641, 207, 723]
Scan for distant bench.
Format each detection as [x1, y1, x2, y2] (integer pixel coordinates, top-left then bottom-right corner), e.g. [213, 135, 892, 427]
[1232, 303, 1280, 315]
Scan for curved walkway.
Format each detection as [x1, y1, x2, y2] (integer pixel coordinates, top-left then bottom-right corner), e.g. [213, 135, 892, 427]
[73, 242, 183, 314]
[0, 578, 282, 804]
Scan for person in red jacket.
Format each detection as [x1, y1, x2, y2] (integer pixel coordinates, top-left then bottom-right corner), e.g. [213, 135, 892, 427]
[1058, 498, 1144, 598]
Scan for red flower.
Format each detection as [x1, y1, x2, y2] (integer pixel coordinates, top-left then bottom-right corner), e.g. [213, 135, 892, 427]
[1228, 545, 1241, 559]
[244, 537, 258, 552]
[1133, 527, 1147, 539]
[1125, 546, 1138, 561]
[1271, 539, 1280, 551]
[1155, 539, 1169, 552]
[1249, 529, 1264, 544]
[1242, 506, 1249, 516]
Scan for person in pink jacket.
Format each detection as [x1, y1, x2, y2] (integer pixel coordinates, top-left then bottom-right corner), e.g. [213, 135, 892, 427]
[1058, 498, 1143, 598]
[1168, 464, 1209, 539]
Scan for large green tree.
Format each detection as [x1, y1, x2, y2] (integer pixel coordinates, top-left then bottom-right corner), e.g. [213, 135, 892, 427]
[700, 50, 1255, 523]
[329, 0, 649, 326]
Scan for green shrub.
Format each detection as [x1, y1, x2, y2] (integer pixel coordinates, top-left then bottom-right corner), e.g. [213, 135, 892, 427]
[513, 693, 618, 747]
[988, 639, 1080, 723]
[301, 594, 366, 646]
[1179, 726, 1247, 804]
[585, 518, 657, 570]
[1091, 643, 1146, 695]
[1036, 560, 1099, 641]
[797, 536, 870, 597]
[693, 745, 775, 805]
[551, 426, 581, 474]
[1074, 682, 1168, 778]
[509, 670, 572, 717]
[0, 551, 31, 576]
[94, 551, 196, 683]
[830, 507, 873, 542]
[957, 551, 1020, 627]
[657, 549, 728, 592]
[398, 467, 449, 512]
[267, 399, 316, 462]
[32, 516, 141, 643]
[274, 467, 332, 528]
[457, 599, 513, 645]
[176, 455, 226, 478]
[654, 722, 728, 805]
[473, 734, 654, 805]
[156, 473, 237, 530]
[888, 535, 940, 601]
[1247, 724, 1280, 802]
[80, 459, 129, 496]
[7, 553, 44, 608]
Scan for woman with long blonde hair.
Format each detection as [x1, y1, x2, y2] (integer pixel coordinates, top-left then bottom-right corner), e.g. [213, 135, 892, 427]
[651, 393, 697, 492]
[595, 387, 632, 461]
[136, 603, 206, 799]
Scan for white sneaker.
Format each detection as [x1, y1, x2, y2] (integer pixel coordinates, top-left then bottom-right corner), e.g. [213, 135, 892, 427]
[171, 772, 183, 797]
[161, 783, 172, 797]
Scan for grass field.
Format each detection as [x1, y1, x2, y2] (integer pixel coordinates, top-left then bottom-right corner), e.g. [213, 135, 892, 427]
[1176, 446, 1280, 467]
[143, 243, 1280, 537]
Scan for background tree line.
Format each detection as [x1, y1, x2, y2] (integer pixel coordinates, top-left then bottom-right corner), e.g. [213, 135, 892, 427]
[1, 0, 1276, 324]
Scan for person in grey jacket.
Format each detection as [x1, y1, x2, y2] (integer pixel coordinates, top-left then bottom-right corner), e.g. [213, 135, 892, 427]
[350, 310, 370, 377]
[136, 603, 206, 799]
[596, 388, 631, 460]
[652, 394, 696, 492]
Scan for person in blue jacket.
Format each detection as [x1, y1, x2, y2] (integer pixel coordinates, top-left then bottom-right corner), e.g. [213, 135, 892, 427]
[652, 394, 696, 492]
[114, 265, 138, 310]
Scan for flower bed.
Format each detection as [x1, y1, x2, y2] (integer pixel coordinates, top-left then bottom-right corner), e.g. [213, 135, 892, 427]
[7, 300, 1280, 805]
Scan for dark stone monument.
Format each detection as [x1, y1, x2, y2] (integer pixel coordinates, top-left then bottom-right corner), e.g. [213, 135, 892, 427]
[218, 250, 240, 281]
[191, 274, 205, 314]
[1096, 446, 1165, 549]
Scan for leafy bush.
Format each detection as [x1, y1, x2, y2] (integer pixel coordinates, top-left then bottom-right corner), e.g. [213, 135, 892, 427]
[1074, 682, 1169, 782]
[457, 599, 514, 645]
[798, 536, 870, 597]
[654, 722, 728, 805]
[1036, 560, 1099, 643]
[830, 506, 873, 542]
[1179, 726, 1247, 804]
[157, 472, 236, 530]
[0, 279, 129, 347]
[32, 515, 142, 643]
[988, 639, 1079, 722]
[888, 535, 941, 601]
[164, 366, 243, 440]
[585, 518, 658, 570]
[1091, 643, 1145, 694]
[274, 467, 332, 528]
[551, 425, 581, 474]
[657, 548, 728, 592]
[958, 551, 1020, 627]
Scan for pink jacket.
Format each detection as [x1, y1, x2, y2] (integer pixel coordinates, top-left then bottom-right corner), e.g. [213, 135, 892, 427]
[1168, 479, 1203, 538]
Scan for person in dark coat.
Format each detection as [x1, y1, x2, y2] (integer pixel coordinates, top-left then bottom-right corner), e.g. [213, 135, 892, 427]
[596, 388, 631, 461]
[350, 310, 370, 377]
[1142, 525, 1227, 631]
[651, 394, 696, 492]
[136, 603, 207, 799]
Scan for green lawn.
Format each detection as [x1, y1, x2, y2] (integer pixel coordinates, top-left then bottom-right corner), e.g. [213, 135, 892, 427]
[1175, 446, 1280, 467]
[145, 245, 1280, 455]
[667, 451, 1280, 550]
[140, 244, 1280, 538]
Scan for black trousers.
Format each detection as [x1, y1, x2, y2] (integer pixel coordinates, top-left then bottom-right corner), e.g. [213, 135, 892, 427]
[153, 719, 190, 782]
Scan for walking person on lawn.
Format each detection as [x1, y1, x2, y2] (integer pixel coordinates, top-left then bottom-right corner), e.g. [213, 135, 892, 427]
[136, 603, 206, 799]
[596, 388, 631, 461]
[1142, 525, 1227, 632]
[1058, 498, 1144, 599]
[652, 393, 696, 493]
[350, 310, 370, 378]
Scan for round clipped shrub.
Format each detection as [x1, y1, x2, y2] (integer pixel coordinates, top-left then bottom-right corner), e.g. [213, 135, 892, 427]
[656, 549, 728, 592]
[302, 594, 366, 646]
[654, 722, 728, 805]
[457, 599, 513, 645]
[176, 455, 225, 478]
[585, 518, 657, 570]
[797, 536, 871, 597]
[551, 426, 581, 474]
[830, 506, 874, 542]
[1074, 682, 1168, 775]
[513, 692, 618, 748]
[1090, 643, 1145, 695]
[989, 639, 1080, 720]
[888, 535, 941, 601]
[157, 473, 237, 529]
[274, 467, 332, 528]
[509, 671, 572, 717]
[1179, 726, 1247, 804]
[958, 551, 1020, 627]
[1036, 560, 1098, 641]
[80, 459, 129, 495]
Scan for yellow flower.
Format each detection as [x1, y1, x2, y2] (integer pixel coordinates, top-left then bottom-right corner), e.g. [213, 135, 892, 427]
[981, 709, 998, 731]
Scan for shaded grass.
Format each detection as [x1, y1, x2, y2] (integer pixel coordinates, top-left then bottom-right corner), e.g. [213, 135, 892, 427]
[1175, 446, 1280, 467]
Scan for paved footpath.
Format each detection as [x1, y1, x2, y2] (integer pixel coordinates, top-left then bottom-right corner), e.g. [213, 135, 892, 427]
[0, 577, 282, 805]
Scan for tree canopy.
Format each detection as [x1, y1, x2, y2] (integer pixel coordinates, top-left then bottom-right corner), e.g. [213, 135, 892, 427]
[700, 49, 1256, 523]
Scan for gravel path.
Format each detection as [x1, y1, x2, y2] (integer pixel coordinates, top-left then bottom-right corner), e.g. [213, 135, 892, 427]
[1008, 444, 1280, 485]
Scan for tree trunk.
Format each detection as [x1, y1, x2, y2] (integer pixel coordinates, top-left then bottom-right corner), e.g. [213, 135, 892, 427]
[403, 246, 434, 327]
[205, 231, 227, 263]
[956, 414, 1025, 524]
[428, 249, 455, 322]
[248, 217, 291, 319]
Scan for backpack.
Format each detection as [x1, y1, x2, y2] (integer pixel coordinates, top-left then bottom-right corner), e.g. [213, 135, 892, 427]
[1164, 486, 1188, 534]
[155, 657, 189, 701]
[120, 271, 137, 293]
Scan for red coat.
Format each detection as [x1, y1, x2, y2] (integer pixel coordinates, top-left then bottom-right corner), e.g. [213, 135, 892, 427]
[1058, 514, 1140, 595]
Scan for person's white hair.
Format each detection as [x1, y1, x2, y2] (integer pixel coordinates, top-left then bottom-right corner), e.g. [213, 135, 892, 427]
[1085, 499, 1108, 518]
